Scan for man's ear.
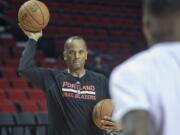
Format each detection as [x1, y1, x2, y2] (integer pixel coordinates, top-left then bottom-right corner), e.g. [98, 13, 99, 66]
[85, 51, 88, 60]
[143, 15, 153, 46]
[143, 16, 149, 39]
[64, 57, 67, 60]
[63, 51, 67, 60]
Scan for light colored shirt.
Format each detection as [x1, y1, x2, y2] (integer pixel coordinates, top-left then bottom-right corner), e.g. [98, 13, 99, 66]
[110, 42, 180, 135]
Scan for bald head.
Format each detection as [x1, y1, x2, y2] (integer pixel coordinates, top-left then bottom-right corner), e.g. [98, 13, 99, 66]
[64, 36, 87, 52]
[143, 0, 180, 17]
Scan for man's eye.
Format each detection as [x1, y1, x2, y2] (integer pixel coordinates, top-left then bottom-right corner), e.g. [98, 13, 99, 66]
[69, 51, 73, 54]
[79, 51, 84, 54]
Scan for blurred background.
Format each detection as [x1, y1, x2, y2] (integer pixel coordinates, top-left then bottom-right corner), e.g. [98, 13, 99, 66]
[0, 0, 146, 135]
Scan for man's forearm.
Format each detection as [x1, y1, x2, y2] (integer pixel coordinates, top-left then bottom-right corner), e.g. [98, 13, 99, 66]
[18, 39, 37, 74]
[122, 110, 151, 135]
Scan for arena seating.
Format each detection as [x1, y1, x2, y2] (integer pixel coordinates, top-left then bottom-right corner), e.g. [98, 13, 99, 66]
[0, 0, 146, 134]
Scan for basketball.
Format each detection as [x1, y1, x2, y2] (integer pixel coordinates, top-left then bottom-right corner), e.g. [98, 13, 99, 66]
[92, 99, 113, 130]
[18, 0, 50, 32]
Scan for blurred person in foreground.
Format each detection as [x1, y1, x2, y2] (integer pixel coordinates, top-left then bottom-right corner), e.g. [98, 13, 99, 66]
[18, 26, 122, 135]
[109, 0, 180, 135]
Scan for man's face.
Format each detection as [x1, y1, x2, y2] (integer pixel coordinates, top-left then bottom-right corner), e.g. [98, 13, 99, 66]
[64, 39, 88, 71]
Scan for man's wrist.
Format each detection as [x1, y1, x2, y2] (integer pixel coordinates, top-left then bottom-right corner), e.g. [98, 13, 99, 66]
[29, 36, 40, 42]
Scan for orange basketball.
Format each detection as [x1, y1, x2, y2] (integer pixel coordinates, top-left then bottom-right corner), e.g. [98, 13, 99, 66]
[92, 99, 113, 130]
[18, 0, 50, 32]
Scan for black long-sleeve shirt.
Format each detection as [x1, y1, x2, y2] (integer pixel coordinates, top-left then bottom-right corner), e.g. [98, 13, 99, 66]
[18, 39, 110, 135]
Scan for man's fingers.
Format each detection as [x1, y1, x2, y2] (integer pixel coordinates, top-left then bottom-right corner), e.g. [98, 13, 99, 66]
[101, 119, 115, 131]
[103, 116, 112, 121]
[18, 23, 26, 32]
[101, 125, 116, 132]
[18, 23, 21, 28]
[18, 23, 31, 36]
[101, 118, 123, 132]
[101, 120, 114, 126]
[18, 23, 43, 41]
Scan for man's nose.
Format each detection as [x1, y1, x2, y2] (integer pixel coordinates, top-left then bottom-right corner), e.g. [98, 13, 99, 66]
[75, 52, 80, 58]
